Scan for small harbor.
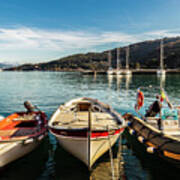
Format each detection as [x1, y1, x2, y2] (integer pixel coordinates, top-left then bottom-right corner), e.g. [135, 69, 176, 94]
[0, 72, 180, 179]
[80, 68, 180, 75]
[1, 0, 180, 179]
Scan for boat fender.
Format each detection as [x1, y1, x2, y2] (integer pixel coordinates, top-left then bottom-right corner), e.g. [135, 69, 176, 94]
[129, 129, 135, 135]
[127, 121, 132, 126]
[147, 147, 155, 154]
[137, 136, 145, 143]
[24, 138, 34, 145]
[38, 135, 44, 141]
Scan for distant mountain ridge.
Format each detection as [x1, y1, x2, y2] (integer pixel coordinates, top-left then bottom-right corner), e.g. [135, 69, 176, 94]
[5, 36, 180, 71]
[0, 63, 16, 69]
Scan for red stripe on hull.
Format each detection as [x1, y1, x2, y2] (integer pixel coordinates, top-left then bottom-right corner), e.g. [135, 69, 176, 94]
[91, 128, 124, 138]
[50, 128, 124, 138]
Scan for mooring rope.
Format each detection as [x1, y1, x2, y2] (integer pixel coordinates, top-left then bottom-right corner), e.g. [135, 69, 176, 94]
[107, 125, 115, 180]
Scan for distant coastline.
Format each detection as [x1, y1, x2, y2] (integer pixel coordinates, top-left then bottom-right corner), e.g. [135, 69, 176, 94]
[4, 36, 180, 73]
[4, 68, 180, 75]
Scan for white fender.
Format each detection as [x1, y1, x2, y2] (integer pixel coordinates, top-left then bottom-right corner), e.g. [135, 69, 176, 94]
[147, 147, 155, 154]
[38, 135, 44, 141]
[24, 138, 34, 144]
[137, 136, 144, 143]
[129, 129, 135, 135]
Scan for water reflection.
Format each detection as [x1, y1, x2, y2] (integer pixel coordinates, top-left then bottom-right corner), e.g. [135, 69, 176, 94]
[0, 72, 180, 180]
[54, 144, 89, 180]
[93, 72, 97, 82]
[90, 141, 125, 180]
[116, 75, 123, 91]
[158, 75, 166, 89]
[37, 134, 57, 180]
[108, 75, 114, 89]
[125, 75, 132, 91]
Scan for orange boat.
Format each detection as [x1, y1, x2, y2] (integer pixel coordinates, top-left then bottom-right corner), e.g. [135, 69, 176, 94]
[0, 102, 47, 168]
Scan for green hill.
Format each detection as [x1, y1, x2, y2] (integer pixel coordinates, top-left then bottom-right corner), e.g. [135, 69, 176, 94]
[5, 37, 180, 71]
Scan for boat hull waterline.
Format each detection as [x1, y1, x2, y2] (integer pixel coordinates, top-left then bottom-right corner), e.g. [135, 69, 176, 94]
[50, 128, 124, 167]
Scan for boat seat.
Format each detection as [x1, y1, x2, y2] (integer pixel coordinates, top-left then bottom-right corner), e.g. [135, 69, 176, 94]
[13, 114, 37, 121]
[53, 111, 118, 130]
[0, 129, 17, 137]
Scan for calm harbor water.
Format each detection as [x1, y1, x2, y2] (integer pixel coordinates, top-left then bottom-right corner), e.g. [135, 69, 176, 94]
[0, 71, 180, 180]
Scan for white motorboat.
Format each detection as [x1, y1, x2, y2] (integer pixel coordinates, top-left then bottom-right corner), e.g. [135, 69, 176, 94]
[48, 97, 125, 169]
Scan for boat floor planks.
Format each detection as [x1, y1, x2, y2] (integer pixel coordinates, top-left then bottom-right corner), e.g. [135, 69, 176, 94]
[53, 111, 118, 130]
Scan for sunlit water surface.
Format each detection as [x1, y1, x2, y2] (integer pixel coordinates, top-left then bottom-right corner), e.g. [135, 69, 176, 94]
[0, 72, 180, 180]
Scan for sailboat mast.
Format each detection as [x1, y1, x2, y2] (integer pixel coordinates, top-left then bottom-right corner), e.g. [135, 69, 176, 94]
[160, 39, 164, 70]
[108, 51, 112, 68]
[117, 48, 121, 70]
[126, 46, 129, 70]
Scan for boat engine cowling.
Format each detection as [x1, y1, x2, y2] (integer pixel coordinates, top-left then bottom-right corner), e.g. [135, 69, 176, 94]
[24, 101, 36, 112]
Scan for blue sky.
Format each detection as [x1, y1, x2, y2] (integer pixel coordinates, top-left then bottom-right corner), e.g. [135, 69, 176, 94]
[0, 0, 180, 64]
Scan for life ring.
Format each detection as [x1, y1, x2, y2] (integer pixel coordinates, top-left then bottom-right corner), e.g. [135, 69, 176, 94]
[136, 91, 144, 110]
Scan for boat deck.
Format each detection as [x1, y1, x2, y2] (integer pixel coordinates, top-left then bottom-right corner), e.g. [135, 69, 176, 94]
[147, 119, 180, 138]
[52, 111, 119, 130]
[0, 112, 44, 139]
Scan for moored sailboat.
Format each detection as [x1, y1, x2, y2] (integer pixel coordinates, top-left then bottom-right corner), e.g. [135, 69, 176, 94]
[157, 39, 166, 76]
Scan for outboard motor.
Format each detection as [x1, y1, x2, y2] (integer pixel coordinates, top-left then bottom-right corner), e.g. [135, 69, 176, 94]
[24, 101, 36, 113]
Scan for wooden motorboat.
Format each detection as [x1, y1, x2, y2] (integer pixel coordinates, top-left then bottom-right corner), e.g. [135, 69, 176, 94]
[0, 102, 47, 168]
[48, 97, 125, 169]
[124, 89, 180, 167]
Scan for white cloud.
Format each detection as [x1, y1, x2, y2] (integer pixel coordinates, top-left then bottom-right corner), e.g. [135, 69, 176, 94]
[0, 27, 138, 51]
[142, 29, 180, 39]
[0, 27, 180, 63]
